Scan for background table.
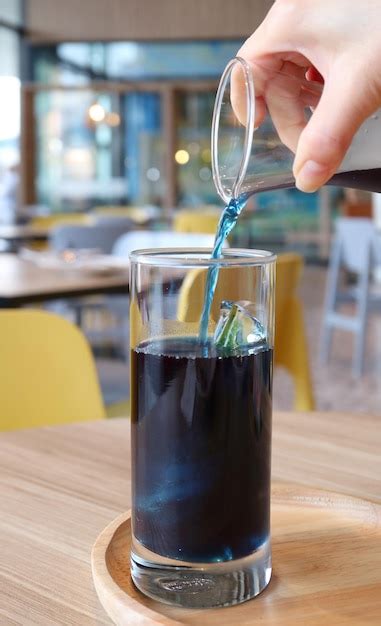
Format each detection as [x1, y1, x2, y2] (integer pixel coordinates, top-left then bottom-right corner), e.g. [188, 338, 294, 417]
[0, 225, 50, 246]
[0, 411, 379, 625]
[0, 253, 129, 306]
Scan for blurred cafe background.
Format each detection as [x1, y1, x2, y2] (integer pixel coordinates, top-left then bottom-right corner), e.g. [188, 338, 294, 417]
[0, 0, 380, 428]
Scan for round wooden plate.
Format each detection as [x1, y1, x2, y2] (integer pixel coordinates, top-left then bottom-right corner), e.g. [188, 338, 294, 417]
[92, 483, 381, 625]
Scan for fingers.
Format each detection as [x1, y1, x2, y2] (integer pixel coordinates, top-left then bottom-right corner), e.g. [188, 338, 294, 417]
[230, 63, 248, 126]
[233, 0, 381, 192]
[230, 61, 267, 128]
[254, 96, 267, 129]
[230, 57, 313, 143]
[237, 1, 313, 68]
[293, 67, 376, 191]
[231, 57, 323, 156]
[264, 62, 311, 154]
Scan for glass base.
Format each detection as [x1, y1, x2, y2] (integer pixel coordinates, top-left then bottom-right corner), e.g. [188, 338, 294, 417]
[130, 537, 272, 608]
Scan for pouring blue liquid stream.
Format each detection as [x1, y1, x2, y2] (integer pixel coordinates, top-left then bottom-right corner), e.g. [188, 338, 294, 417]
[198, 169, 381, 344]
[199, 195, 248, 344]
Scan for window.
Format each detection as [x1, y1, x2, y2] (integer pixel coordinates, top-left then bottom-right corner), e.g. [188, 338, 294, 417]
[28, 40, 243, 209]
[35, 88, 165, 211]
[0, 1, 22, 225]
[32, 41, 242, 83]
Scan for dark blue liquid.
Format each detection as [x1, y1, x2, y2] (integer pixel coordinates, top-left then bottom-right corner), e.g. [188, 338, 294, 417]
[131, 337, 272, 563]
[329, 168, 381, 193]
[199, 195, 248, 343]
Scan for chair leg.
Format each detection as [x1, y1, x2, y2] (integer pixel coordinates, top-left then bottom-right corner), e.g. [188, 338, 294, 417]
[352, 260, 370, 378]
[320, 239, 342, 365]
[74, 305, 83, 328]
[353, 327, 366, 378]
[293, 330, 315, 411]
[320, 325, 333, 365]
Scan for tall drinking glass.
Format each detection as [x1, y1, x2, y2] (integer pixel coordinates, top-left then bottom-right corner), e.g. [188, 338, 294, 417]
[130, 248, 275, 608]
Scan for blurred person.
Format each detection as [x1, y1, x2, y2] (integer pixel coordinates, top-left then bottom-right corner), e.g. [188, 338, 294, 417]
[236, 0, 381, 192]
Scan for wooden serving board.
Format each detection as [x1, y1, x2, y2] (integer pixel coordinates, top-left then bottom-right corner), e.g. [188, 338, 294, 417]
[92, 483, 381, 625]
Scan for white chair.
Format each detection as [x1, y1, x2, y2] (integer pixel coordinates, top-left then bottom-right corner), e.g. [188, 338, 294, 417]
[77, 231, 222, 357]
[113, 230, 216, 257]
[48, 222, 134, 335]
[50, 222, 133, 254]
[320, 217, 381, 377]
[88, 230, 220, 358]
[99, 231, 218, 356]
[92, 215, 135, 230]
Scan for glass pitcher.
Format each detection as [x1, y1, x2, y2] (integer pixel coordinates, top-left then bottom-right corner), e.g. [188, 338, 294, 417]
[211, 56, 381, 204]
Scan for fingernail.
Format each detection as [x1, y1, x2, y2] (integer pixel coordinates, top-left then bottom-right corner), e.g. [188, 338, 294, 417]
[295, 160, 328, 192]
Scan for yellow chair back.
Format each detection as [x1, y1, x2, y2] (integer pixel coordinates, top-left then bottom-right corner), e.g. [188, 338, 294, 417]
[177, 252, 315, 411]
[93, 206, 152, 224]
[173, 208, 220, 234]
[275, 253, 315, 410]
[31, 213, 93, 228]
[0, 310, 105, 431]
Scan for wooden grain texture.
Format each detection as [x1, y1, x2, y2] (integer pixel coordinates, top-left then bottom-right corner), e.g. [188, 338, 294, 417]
[26, 0, 273, 42]
[0, 411, 380, 625]
[0, 253, 129, 306]
[92, 486, 381, 626]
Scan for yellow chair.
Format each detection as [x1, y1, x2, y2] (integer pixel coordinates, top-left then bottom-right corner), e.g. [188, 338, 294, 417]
[173, 208, 221, 234]
[178, 252, 315, 411]
[93, 206, 154, 224]
[275, 253, 315, 411]
[106, 398, 130, 418]
[31, 213, 94, 229]
[0, 310, 105, 431]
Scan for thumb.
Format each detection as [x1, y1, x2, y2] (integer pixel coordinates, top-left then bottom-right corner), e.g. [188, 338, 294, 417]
[293, 69, 377, 192]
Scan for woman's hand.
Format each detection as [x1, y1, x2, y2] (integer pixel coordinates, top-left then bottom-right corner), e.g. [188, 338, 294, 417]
[237, 0, 381, 191]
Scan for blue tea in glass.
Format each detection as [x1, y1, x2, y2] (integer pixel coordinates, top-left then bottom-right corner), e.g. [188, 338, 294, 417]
[130, 249, 275, 608]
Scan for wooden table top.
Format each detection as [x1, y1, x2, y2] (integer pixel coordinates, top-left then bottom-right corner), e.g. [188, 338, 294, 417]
[0, 254, 129, 306]
[0, 224, 50, 241]
[0, 411, 379, 625]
